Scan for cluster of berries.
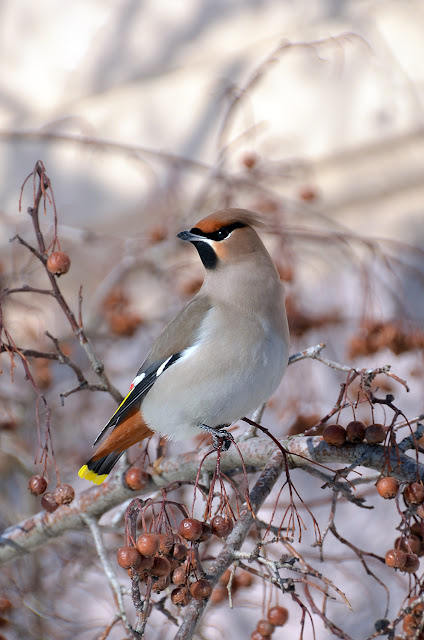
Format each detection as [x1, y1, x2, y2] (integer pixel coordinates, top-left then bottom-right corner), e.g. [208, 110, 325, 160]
[322, 421, 386, 446]
[28, 475, 75, 512]
[250, 606, 289, 640]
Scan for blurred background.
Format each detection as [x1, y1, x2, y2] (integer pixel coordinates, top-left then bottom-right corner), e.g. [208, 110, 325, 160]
[1, 1, 424, 639]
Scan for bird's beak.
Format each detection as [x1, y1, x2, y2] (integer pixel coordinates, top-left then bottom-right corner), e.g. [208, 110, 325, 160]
[177, 229, 205, 243]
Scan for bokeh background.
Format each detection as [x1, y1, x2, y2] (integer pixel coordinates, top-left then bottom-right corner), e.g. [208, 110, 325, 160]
[1, 1, 424, 639]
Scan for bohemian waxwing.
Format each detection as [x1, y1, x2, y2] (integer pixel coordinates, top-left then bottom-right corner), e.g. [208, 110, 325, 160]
[79, 208, 290, 484]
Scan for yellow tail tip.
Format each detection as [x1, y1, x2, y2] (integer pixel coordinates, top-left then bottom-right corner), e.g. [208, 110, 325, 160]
[78, 464, 108, 485]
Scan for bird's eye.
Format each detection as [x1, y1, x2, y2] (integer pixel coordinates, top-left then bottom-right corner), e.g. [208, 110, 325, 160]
[216, 228, 229, 240]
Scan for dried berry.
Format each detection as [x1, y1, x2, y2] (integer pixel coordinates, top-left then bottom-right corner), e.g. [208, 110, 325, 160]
[346, 420, 366, 443]
[157, 533, 174, 555]
[134, 555, 154, 573]
[178, 518, 203, 541]
[403, 553, 420, 574]
[172, 565, 188, 586]
[153, 575, 170, 592]
[117, 546, 142, 570]
[136, 533, 161, 556]
[124, 468, 149, 491]
[211, 515, 233, 538]
[364, 423, 386, 444]
[404, 483, 424, 505]
[385, 549, 407, 569]
[322, 424, 346, 447]
[395, 535, 421, 554]
[257, 619, 274, 636]
[267, 605, 289, 626]
[40, 492, 59, 513]
[53, 483, 75, 505]
[376, 477, 399, 499]
[28, 475, 47, 496]
[46, 251, 70, 276]
[151, 556, 171, 578]
[171, 586, 192, 606]
[189, 579, 212, 601]
[173, 543, 188, 562]
[199, 521, 213, 541]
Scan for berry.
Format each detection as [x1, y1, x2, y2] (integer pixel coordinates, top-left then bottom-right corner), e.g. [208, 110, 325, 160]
[395, 535, 421, 554]
[189, 579, 213, 600]
[346, 420, 366, 443]
[374, 619, 389, 632]
[385, 549, 407, 569]
[251, 632, 267, 640]
[28, 475, 47, 496]
[241, 152, 258, 169]
[117, 546, 142, 569]
[178, 518, 203, 541]
[376, 477, 399, 499]
[172, 565, 188, 586]
[199, 522, 213, 541]
[211, 515, 233, 538]
[135, 555, 154, 572]
[153, 575, 170, 592]
[267, 605, 289, 626]
[41, 492, 59, 513]
[53, 484, 75, 505]
[322, 424, 346, 446]
[171, 586, 192, 606]
[403, 553, 420, 573]
[404, 483, 424, 505]
[158, 533, 174, 555]
[136, 533, 160, 556]
[151, 556, 171, 578]
[364, 423, 385, 444]
[257, 619, 274, 636]
[46, 251, 70, 276]
[417, 505, 424, 520]
[124, 468, 149, 491]
[173, 543, 188, 562]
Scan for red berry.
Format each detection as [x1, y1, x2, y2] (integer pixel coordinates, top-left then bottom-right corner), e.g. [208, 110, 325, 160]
[346, 420, 366, 443]
[53, 484, 75, 505]
[117, 546, 142, 569]
[376, 477, 399, 499]
[322, 424, 346, 446]
[124, 468, 149, 491]
[28, 475, 47, 496]
[136, 533, 160, 556]
[171, 586, 192, 606]
[151, 556, 171, 578]
[211, 515, 234, 538]
[404, 483, 424, 505]
[178, 518, 203, 541]
[385, 549, 407, 569]
[267, 605, 289, 626]
[46, 251, 70, 276]
[364, 423, 385, 444]
[41, 492, 59, 513]
[189, 579, 212, 600]
[257, 619, 274, 636]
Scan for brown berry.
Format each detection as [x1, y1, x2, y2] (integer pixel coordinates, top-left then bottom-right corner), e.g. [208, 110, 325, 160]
[267, 605, 289, 626]
[211, 584, 227, 604]
[404, 553, 420, 573]
[124, 468, 149, 491]
[189, 579, 212, 600]
[234, 570, 253, 588]
[134, 555, 154, 573]
[376, 477, 399, 499]
[395, 535, 421, 554]
[257, 619, 274, 636]
[153, 575, 170, 592]
[241, 152, 258, 169]
[46, 251, 70, 276]
[28, 475, 47, 496]
[173, 543, 188, 562]
[172, 565, 188, 586]
[411, 522, 424, 538]
[151, 556, 171, 578]
[41, 492, 59, 513]
[385, 549, 407, 569]
[251, 632, 266, 640]
[158, 533, 174, 555]
[171, 586, 192, 606]
[211, 515, 234, 538]
[364, 423, 386, 444]
[199, 522, 213, 541]
[322, 424, 346, 447]
[136, 533, 161, 556]
[346, 420, 366, 443]
[117, 546, 142, 569]
[53, 483, 75, 505]
[404, 483, 424, 505]
[178, 518, 203, 541]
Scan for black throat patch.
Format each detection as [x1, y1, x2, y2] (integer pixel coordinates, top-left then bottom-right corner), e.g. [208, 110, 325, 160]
[192, 241, 218, 269]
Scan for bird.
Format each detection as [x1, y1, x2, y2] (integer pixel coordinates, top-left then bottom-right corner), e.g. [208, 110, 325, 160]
[78, 208, 290, 484]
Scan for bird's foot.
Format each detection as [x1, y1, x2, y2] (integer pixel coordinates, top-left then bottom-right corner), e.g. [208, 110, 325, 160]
[199, 424, 233, 451]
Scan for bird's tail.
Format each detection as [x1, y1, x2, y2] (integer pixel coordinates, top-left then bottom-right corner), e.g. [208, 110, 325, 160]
[78, 451, 124, 485]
